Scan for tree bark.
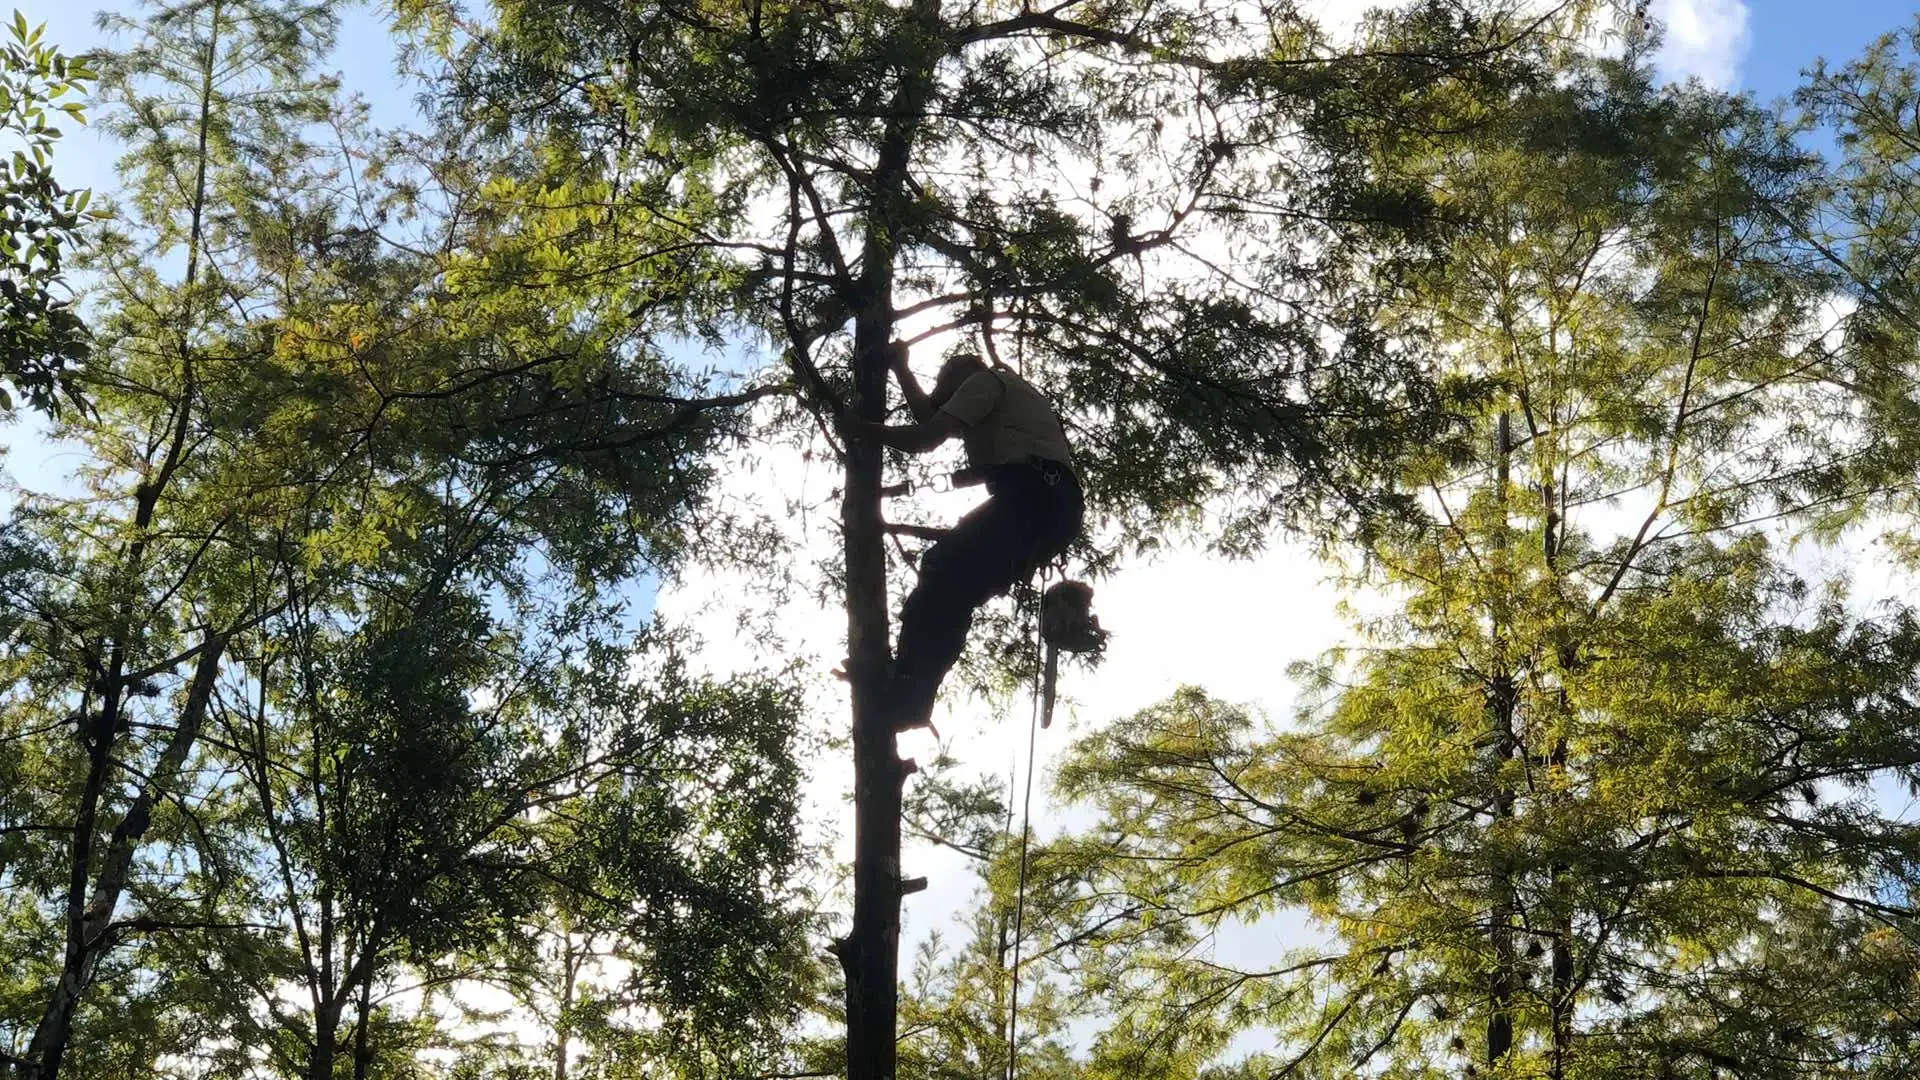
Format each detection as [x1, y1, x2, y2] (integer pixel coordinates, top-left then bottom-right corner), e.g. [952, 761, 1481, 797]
[840, 6, 942, 1080]
[1486, 412, 1517, 1068]
[553, 928, 579, 1080]
[351, 951, 376, 1080]
[841, 245, 909, 1080]
[309, 994, 345, 1080]
[1486, 672, 1518, 1068]
[1544, 476, 1576, 1080]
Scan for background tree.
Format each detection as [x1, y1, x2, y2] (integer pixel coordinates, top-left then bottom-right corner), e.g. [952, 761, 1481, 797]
[1796, 14, 1920, 544]
[0, 0, 344, 1071]
[209, 598, 809, 1080]
[0, 11, 99, 415]
[1043, 43, 1920, 1080]
[1, 1, 813, 1077]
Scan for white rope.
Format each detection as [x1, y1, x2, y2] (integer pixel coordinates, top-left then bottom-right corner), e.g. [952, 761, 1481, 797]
[1004, 568, 1048, 1080]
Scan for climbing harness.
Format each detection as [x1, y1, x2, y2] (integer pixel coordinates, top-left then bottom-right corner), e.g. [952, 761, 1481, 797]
[878, 465, 990, 500]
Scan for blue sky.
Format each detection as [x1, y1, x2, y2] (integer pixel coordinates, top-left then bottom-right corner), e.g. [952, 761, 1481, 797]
[1739, 0, 1909, 103]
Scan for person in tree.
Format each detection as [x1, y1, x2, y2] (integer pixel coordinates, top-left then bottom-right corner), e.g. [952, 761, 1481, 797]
[844, 344, 1084, 730]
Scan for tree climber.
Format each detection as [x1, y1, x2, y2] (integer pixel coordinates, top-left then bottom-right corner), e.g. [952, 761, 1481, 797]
[843, 344, 1084, 731]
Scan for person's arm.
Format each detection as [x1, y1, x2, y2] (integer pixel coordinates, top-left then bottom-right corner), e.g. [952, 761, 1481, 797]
[887, 341, 939, 422]
[844, 412, 965, 453]
[840, 366, 994, 454]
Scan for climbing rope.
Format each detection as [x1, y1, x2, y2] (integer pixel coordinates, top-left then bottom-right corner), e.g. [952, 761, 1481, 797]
[1004, 567, 1048, 1080]
[1003, 563, 1107, 1079]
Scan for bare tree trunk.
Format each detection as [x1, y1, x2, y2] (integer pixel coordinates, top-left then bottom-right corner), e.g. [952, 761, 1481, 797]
[1548, 865, 1573, 1080]
[309, 994, 345, 1080]
[839, 7, 941, 1080]
[1487, 672, 1518, 1068]
[1547, 544, 1576, 1079]
[1486, 413, 1518, 1068]
[351, 953, 376, 1080]
[553, 929, 579, 1080]
[1542, 447, 1576, 1079]
[841, 262, 909, 1080]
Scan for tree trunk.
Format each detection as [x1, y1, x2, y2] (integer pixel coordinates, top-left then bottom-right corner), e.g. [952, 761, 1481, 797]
[24, 634, 226, 1080]
[1544, 461, 1576, 1078]
[1548, 878, 1573, 1080]
[1486, 412, 1518, 1068]
[310, 994, 345, 1080]
[351, 953, 376, 1080]
[841, 267, 909, 1080]
[553, 929, 579, 1080]
[839, 7, 941, 1080]
[1486, 671, 1518, 1068]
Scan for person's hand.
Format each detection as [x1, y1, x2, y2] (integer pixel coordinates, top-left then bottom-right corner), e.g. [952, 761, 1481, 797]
[886, 339, 911, 371]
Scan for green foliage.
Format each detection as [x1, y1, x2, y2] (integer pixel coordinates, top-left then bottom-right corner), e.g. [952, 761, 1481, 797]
[0, 11, 99, 415]
[19, 3, 1920, 1080]
[1797, 16, 1920, 547]
[392, 0, 1638, 555]
[0, 2, 814, 1078]
[1042, 40, 1920, 1080]
[897, 877, 1080, 1080]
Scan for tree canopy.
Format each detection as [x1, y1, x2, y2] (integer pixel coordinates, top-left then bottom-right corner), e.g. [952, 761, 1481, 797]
[10, 2, 1920, 1080]
[0, 10, 99, 415]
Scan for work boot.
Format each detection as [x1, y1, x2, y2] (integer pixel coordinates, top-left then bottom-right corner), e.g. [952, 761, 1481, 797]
[889, 669, 938, 734]
[833, 658, 936, 734]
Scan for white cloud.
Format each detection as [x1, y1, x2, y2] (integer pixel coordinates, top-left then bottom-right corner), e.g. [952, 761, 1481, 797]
[1307, 0, 1753, 92]
[1652, 0, 1751, 89]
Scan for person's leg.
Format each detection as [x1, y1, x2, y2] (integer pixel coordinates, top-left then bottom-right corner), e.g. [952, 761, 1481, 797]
[891, 471, 1086, 729]
[1025, 472, 1083, 573]
[891, 491, 1037, 727]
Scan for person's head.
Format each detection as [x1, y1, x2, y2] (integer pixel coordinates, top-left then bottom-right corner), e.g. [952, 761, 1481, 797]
[931, 352, 987, 406]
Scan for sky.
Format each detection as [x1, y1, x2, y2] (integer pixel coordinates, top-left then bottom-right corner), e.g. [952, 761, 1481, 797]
[8, 0, 1920, 1060]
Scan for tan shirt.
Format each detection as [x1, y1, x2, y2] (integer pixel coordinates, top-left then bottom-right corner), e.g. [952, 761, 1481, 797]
[939, 368, 1073, 468]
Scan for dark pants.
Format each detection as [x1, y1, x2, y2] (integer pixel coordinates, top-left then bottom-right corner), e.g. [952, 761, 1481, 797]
[892, 461, 1083, 728]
